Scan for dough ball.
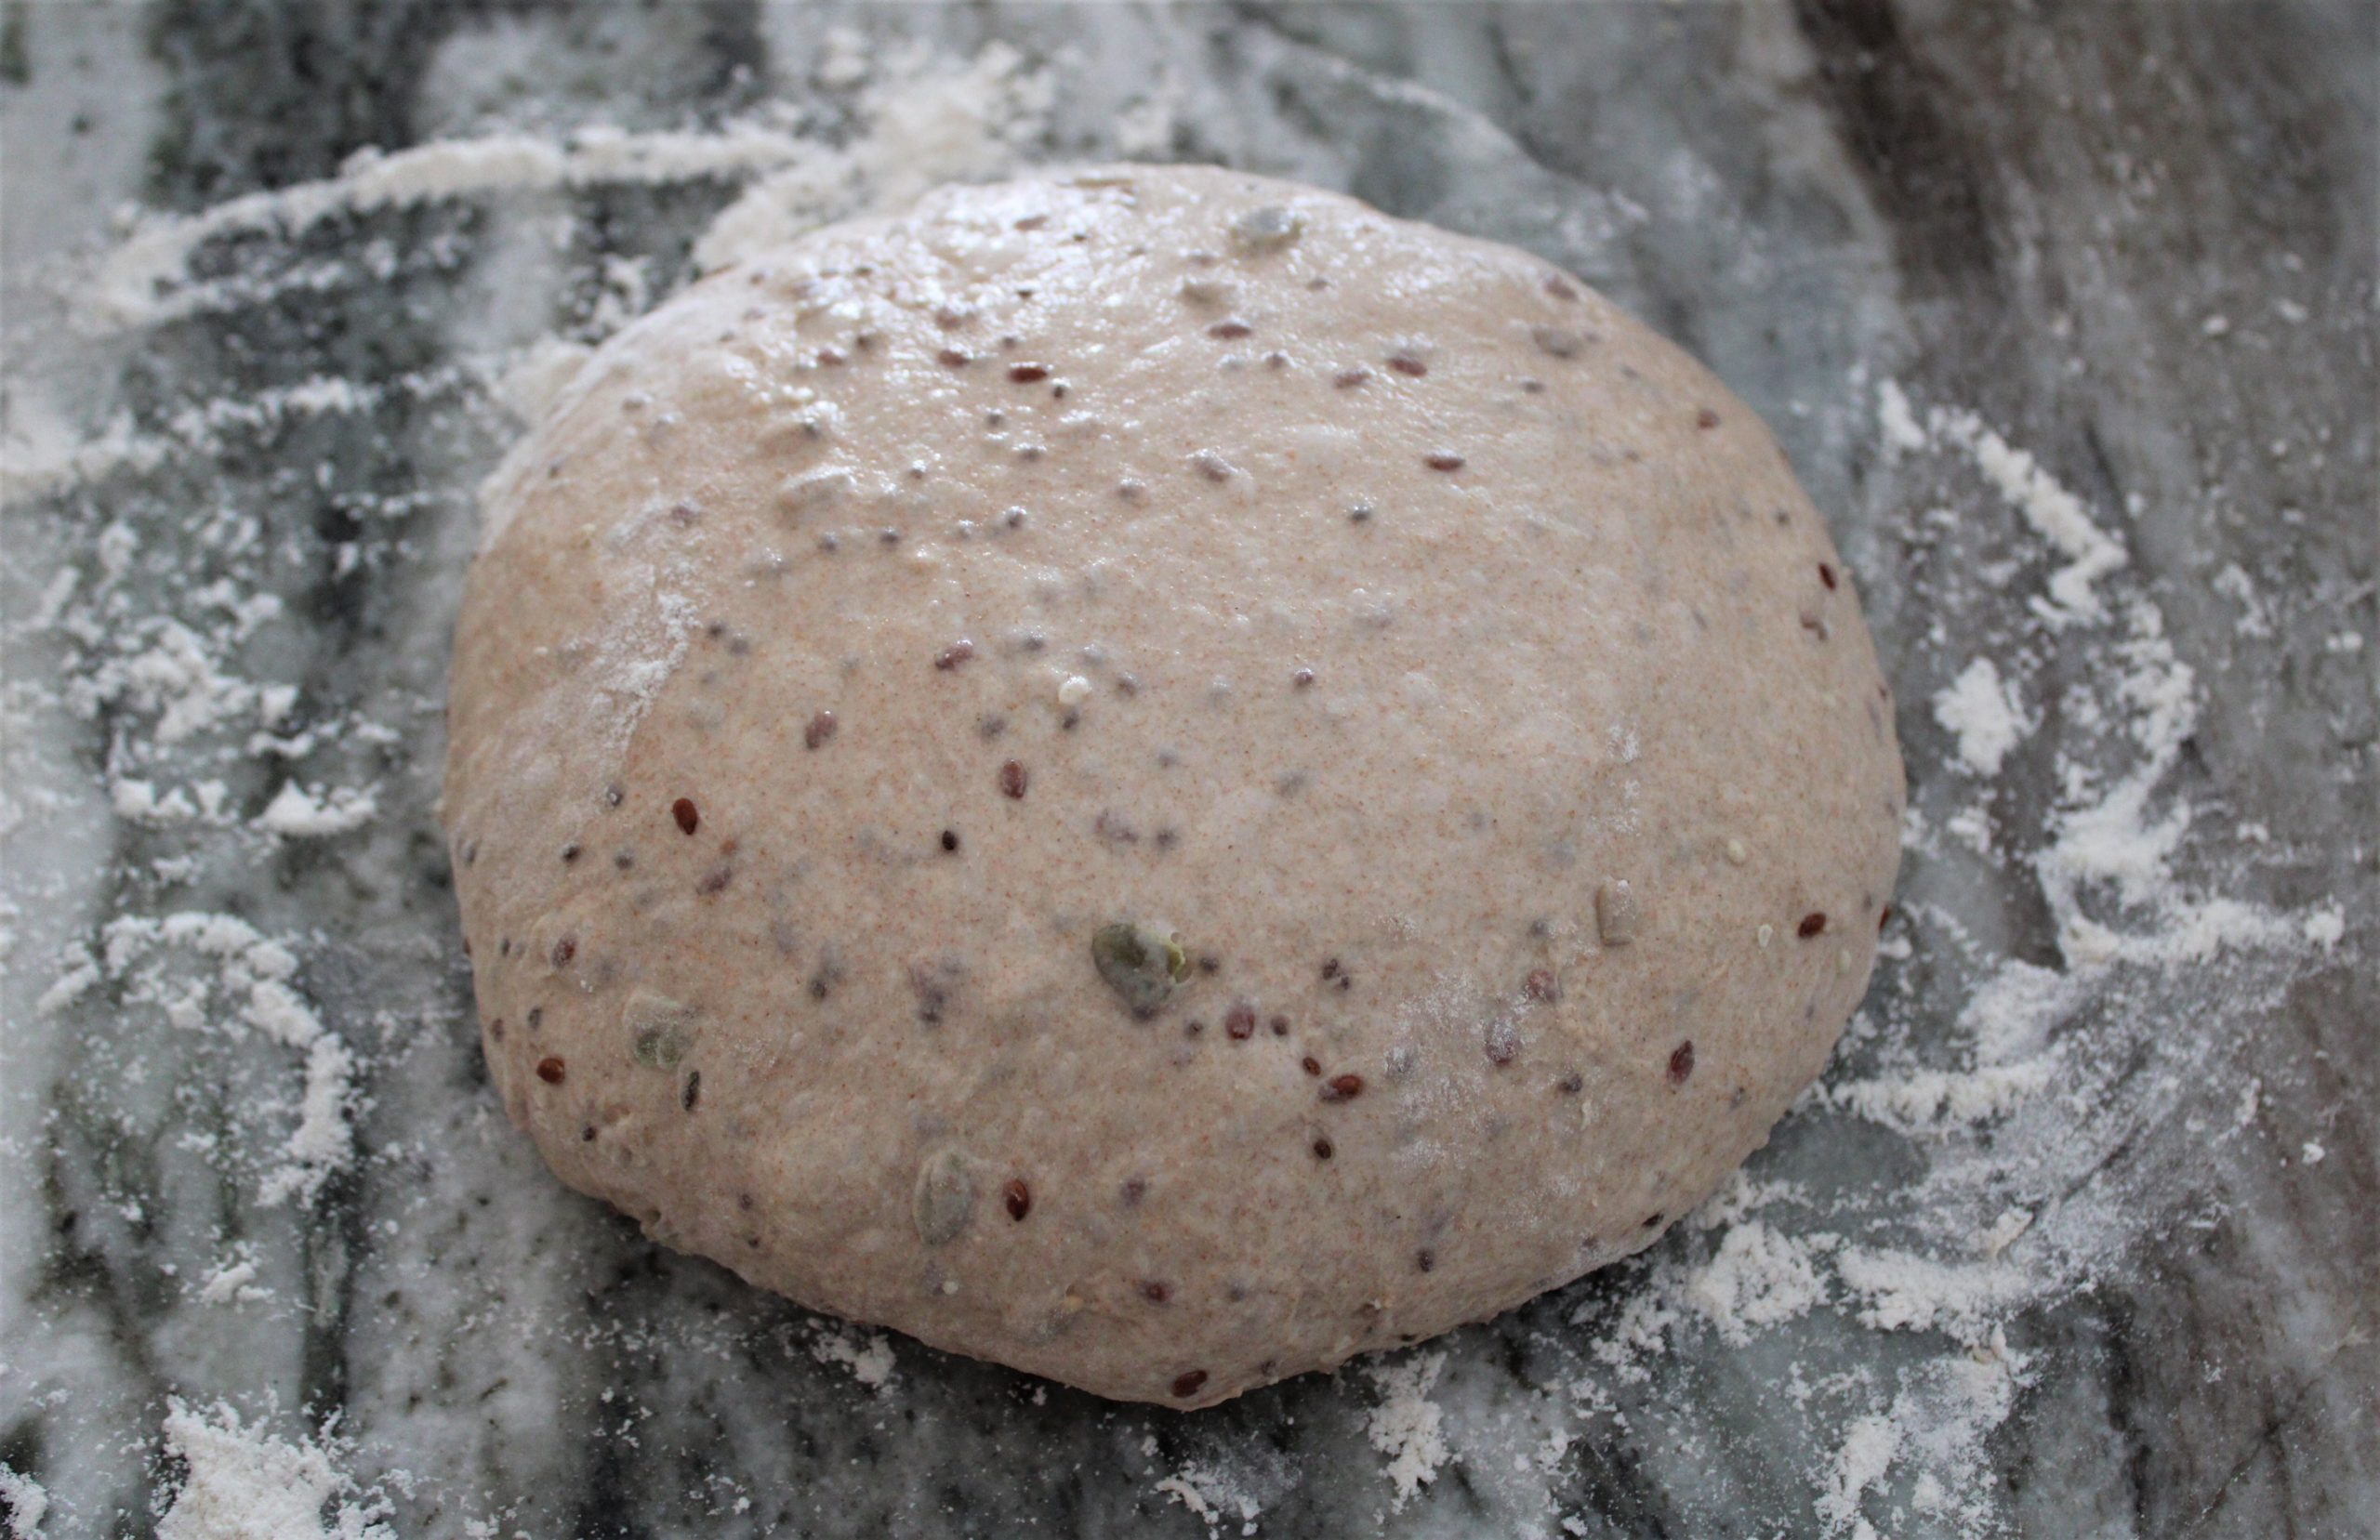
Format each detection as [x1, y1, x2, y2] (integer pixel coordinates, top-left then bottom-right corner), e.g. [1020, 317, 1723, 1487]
[442, 164, 1902, 1406]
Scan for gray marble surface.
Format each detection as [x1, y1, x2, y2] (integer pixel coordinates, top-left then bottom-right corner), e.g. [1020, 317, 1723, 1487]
[1, 4, 2373, 1536]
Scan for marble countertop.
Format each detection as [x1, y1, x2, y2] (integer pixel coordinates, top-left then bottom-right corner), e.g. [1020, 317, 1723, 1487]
[1, 4, 2371, 1536]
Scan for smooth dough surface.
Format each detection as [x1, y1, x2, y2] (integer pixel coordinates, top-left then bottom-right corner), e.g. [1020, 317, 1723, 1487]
[443, 164, 1904, 1406]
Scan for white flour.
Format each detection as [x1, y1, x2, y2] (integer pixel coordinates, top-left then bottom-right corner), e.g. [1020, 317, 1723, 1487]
[1363, 1351, 1450, 1509]
[690, 43, 1053, 273]
[1930, 657, 2028, 776]
[255, 783, 380, 838]
[1683, 1220, 1834, 1344]
[0, 1468, 47, 1540]
[89, 914, 358, 1207]
[1155, 1464, 1265, 1537]
[154, 1401, 391, 1540]
[806, 1325, 898, 1391]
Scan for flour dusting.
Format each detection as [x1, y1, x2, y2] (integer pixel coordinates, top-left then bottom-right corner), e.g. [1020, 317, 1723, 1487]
[0, 1468, 47, 1540]
[86, 914, 358, 1207]
[154, 1400, 391, 1540]
[255, 782, 380, 838]
[691, 43, 1053, 273]
[807, 1325, 897, 1391]
[1931, 657, 2028, 776]
[1154, 1464, 1265, 1537]
[1364, 1351, 1450, 1507]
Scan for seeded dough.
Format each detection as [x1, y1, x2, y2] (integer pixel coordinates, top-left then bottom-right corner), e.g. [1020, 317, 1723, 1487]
[442, 165, 1904, 1407]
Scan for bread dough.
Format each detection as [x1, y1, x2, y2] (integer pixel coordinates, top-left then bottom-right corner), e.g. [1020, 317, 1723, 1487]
[442, 164, 1903, 1406]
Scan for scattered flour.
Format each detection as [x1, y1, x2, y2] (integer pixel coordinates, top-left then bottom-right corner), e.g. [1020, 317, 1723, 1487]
[0, 1468, 48, 1539]
[192, 1250, 271, 1308]
[1931, 657, 2029, 776]
[87, 914, 356, 1206]
[1830, 1059, 2054, 1136]
[87, 128, 829, 332]
[1364, 1351, 1451, 1508]
[1684, 1221, 1832, 1344]
[1153, 1464, 1264, 1536]
[689, 43, 1053, 273]
[806, 1325, 896, 1391]
[1883, 384, 2129, 622]
[255, 783, 379, 838]
[154, 1400, 391, 1540]
[2210, 562, 2275, 638]
[1816, 1343, 2023, 1540]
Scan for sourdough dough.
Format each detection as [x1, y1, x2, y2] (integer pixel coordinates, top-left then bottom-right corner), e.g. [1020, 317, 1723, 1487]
[442, 164, 1904, 1406]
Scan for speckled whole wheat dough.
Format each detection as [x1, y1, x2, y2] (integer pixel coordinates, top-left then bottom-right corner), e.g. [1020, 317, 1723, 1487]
[442, 164, 1904, 1407]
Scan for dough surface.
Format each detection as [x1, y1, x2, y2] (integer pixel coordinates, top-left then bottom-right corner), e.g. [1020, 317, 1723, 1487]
[442, 164, 1903, 1406]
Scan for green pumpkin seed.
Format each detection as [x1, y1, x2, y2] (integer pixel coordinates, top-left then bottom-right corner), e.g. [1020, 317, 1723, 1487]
[623, 990, 695, 1068]
[1092, 922, 1190, 1017]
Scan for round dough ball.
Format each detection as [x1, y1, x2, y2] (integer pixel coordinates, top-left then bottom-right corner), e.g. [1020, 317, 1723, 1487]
[442, 164, 1902, 1406]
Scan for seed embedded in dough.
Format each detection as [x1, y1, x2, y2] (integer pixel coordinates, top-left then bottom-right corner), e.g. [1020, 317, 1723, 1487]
[914, 1149, 976, 1246]
[779, 467, 853, 517]
[1091, 922, 1190, 1016]
[1724, 838, 1750, 865]
[1595, 880, 1641, 945]
[1530, 325, 1585, 359]
[1057, 675, 1093, 707]
[626, 991, 695, 1068]
[1229, 204, 1303, 251]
